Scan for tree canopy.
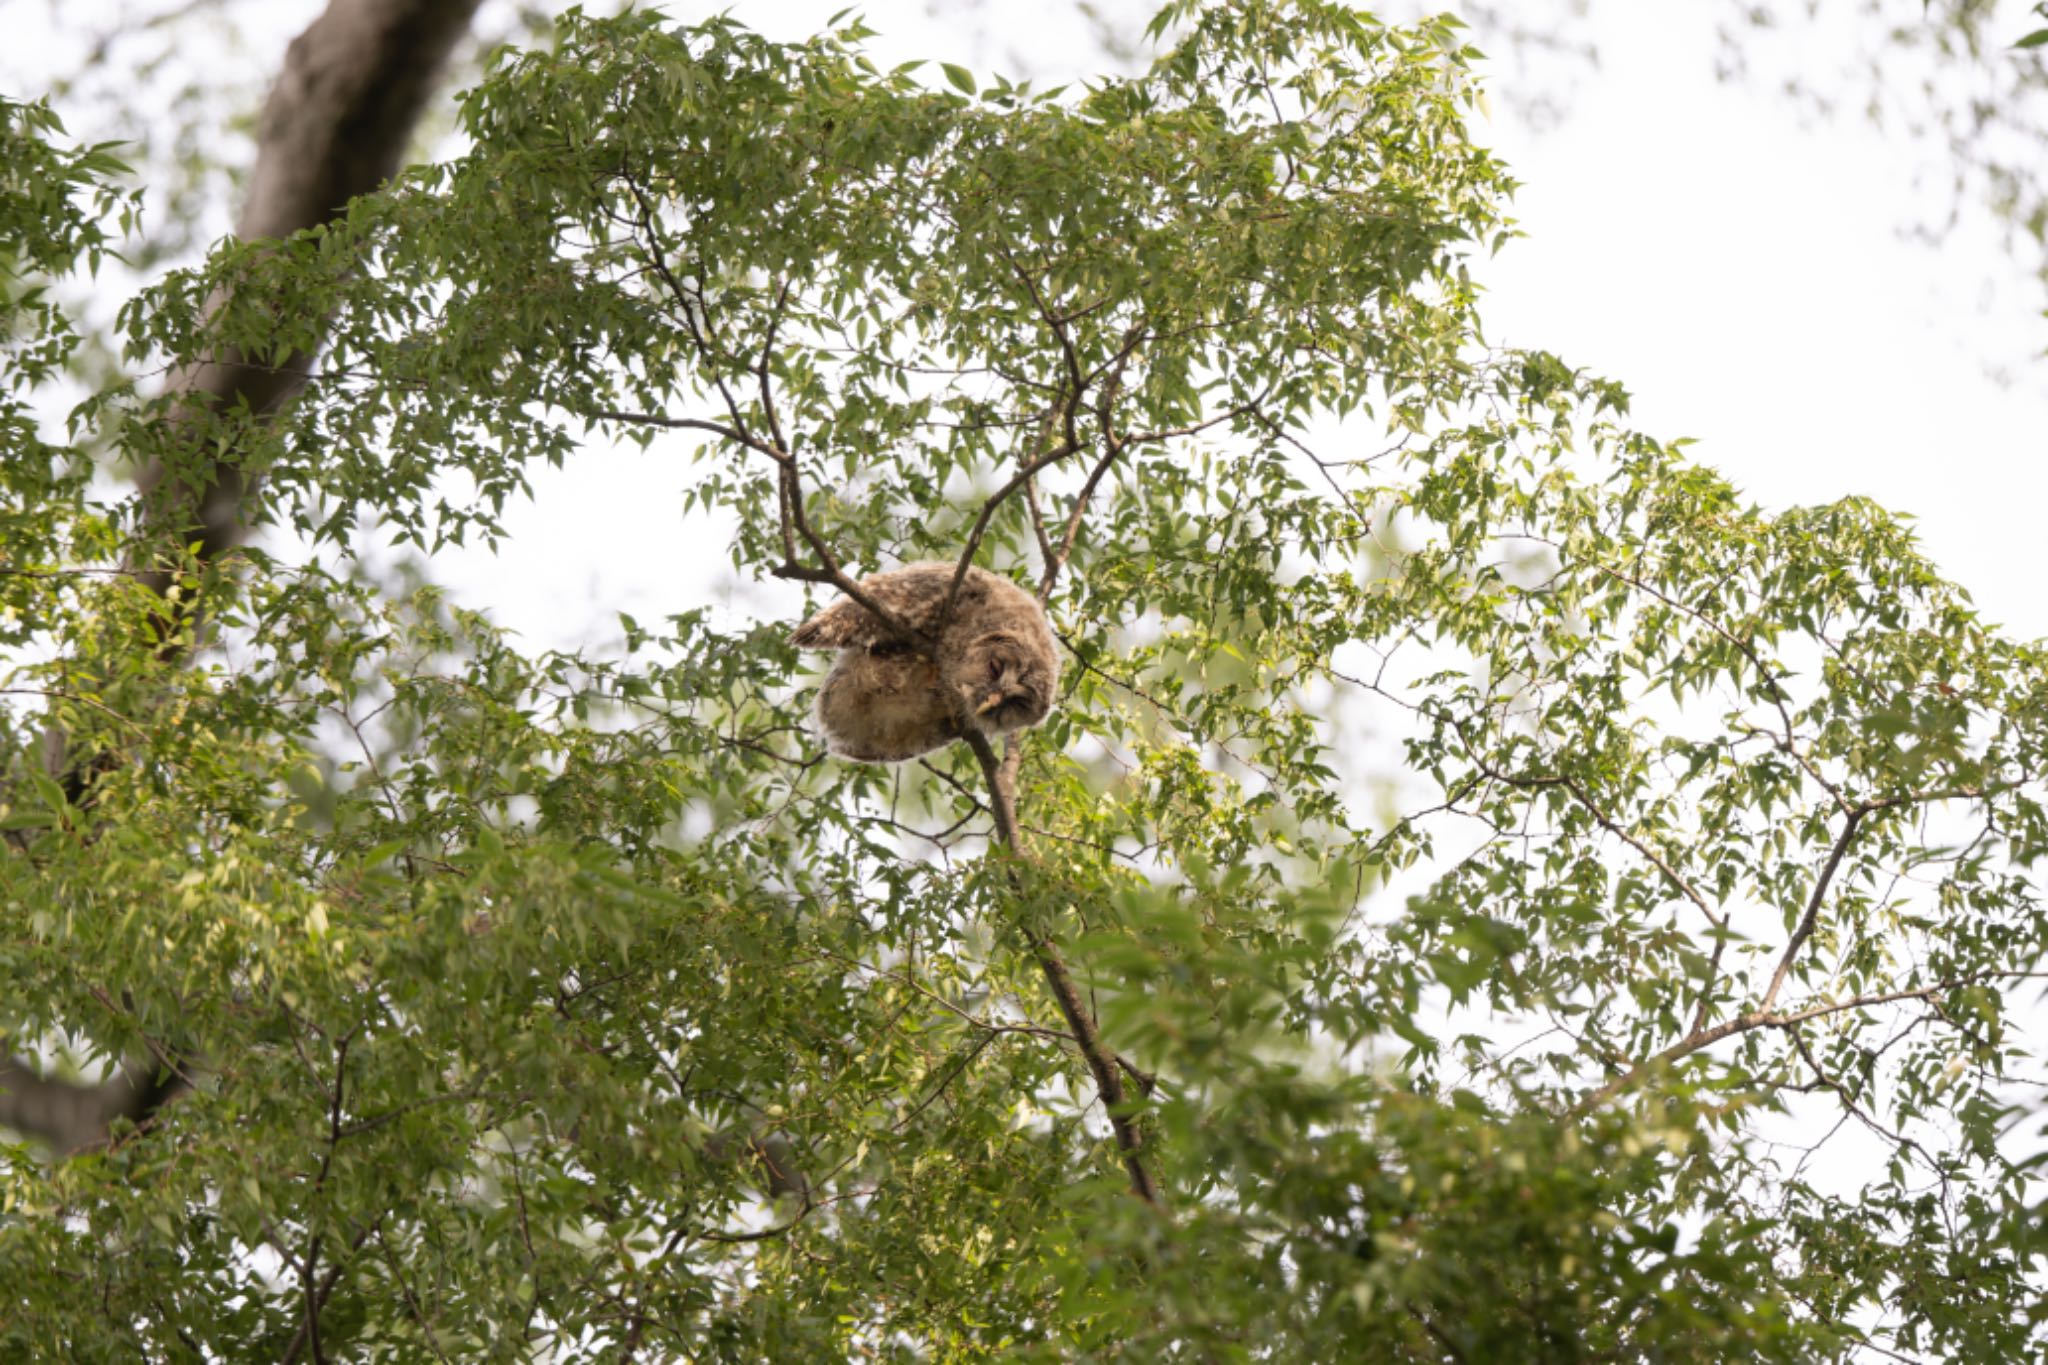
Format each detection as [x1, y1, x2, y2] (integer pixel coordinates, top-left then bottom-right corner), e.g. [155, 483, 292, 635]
[2, 2, 2044, 1359]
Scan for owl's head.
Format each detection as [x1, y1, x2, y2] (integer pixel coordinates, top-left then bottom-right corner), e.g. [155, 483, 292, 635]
[952, 631, 1056, 735]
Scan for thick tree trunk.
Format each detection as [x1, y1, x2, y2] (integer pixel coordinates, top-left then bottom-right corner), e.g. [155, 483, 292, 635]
[0, 0, 483, 1152]
[140, 0, 486, 579]
[0, 1056, 185, 1156]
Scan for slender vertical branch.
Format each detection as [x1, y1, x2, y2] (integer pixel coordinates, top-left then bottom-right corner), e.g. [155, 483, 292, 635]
[938, 433, 1080, 627]
[1024, 472, 1057, 571]
[278, 1218, 379, 1365]
[1762, 808, 1866, 1011]
[963, 730, 1162, 1207]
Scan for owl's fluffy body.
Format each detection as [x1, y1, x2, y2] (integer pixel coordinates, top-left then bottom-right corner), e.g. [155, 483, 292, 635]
[792, 562, 1060, 763]
[814, 648, 957, 763]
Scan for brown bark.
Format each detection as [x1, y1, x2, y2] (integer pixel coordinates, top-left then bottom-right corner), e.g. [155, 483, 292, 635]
[0, 0, 482, 1151]
[0, 1055, 182, 1156]
[965, 730, 1163, 1208]
[137, 0, 485, 582]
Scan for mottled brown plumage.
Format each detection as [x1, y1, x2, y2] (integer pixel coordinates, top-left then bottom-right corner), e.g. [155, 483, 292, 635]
[791, 561, 1061, 763]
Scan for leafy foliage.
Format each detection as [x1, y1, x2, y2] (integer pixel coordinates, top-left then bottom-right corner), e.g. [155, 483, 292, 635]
[0, 97, 136, 652]
[2, 4, 2043, 1359]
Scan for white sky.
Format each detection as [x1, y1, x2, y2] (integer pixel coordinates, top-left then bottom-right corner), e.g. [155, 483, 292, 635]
[1476, 2, 2048, 636]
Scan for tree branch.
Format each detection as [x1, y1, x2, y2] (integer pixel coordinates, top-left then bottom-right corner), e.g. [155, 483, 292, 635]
[135, 0, 486, 598]
[963, 730, 1163, 1207]
[590, 409, 786, 463]
[1571, 969, 2048, 1114]
[1760, 807, 1865, 1011]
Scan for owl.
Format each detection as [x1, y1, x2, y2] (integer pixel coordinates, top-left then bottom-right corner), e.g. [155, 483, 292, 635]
[790, 561, 1061, 763]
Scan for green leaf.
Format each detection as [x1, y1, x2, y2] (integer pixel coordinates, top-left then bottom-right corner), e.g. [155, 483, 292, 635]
[940, 61, 977, 95]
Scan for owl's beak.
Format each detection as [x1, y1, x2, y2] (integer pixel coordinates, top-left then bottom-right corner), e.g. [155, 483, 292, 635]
[976, 691, 1007, 716]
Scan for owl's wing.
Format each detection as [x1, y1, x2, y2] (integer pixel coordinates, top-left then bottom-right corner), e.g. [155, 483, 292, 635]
[789, 595, 883, 649]
[790, 564, 961, 649]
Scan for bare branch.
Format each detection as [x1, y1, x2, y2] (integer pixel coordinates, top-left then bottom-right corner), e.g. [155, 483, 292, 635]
[619, 170, 757, 446]
[1039, 439, 1124, 603]
[938, 436, 1080, 625]
[588, 408, 788, 462]
[756, 278, 795, 457]
[1571, 969, 2048, 1114]
[1761, 809, 1864, 1011]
